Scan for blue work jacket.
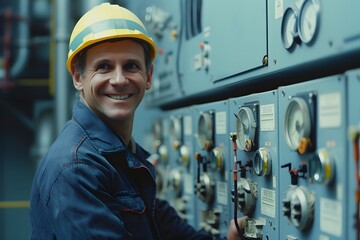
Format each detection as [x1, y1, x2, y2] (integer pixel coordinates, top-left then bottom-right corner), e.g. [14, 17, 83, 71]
[30, 99, 212, 240]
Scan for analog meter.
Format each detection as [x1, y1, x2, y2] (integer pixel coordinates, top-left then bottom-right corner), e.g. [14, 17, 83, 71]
[284, 97, 312, 151]
[180, 145, 190, 166]
[195, 173, 215, 204]
[236, 106, 257, 151]
[281, 7, 298, 50]
[298, 0, 320, 44]
[170, 116, 182, 150]
[310, 148, 335, 185]
[209, 147, 225, 172]
[197, 112, 214, 151]
[253, 148, 272, 176]
[152, 120, 162, 150]
[282, 185, 315, 230]
[169, 168, 183, 197]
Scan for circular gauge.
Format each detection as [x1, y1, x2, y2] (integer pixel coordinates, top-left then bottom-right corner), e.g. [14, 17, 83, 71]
[197, 112, 214, 150]
[170, 168, 183, 197]
[180, 145, 190, 166]
[298, 0, 320, 44]
[209, 147, 225, 172]
[152, 120, 162, 140]
[236, 107, 257, 151]
[158, 144, 168, 162]
[170, 116, 182, 150]
[310, 148, 335, 185]
[237, 178, 257, 215]
[253, 148, 272, 176]
[284, 97, 311, 151]
[195, 173, 215, 204]
[281, 7, 298, 49]
[290, 186, 315, 230]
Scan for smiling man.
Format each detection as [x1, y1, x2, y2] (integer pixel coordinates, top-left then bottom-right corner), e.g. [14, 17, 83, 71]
[29, 3, 246, 240]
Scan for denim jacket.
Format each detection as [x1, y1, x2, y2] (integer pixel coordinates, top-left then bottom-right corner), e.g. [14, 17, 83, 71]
[30, 100, 211, 240]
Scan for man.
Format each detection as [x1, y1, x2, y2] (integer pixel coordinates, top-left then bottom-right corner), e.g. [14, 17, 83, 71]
[29, 3, 246, 239]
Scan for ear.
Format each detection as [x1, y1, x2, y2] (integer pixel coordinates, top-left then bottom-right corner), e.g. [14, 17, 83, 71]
[72, 69, 84, 91]
[145, 64, 153, 90]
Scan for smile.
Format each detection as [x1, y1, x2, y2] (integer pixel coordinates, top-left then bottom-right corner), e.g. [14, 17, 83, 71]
[106, 94, 132, 100]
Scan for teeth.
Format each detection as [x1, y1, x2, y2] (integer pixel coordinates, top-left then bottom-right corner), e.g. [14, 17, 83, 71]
[107, 94, 130, 100]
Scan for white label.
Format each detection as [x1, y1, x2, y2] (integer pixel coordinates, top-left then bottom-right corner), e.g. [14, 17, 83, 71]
[217, 181, 228, 205]
[275, 0, 283, 19]
[261, 188, 276, 218]
[184, 115, 193, 136]
[272, 176, 277, 189]
[319, 92, 341, 128]
[184, 174, 193, 194]
[216, 111, 227, 134]
[260, 104, 275, 131]
[320, 198, 342, 236]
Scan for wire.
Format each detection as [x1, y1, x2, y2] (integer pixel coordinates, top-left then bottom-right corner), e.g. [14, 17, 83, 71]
[230, 132, 243, 236]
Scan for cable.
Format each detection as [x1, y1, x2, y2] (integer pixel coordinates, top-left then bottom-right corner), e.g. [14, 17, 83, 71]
[230, 132, 243, 236]
[349, 127, 360, 240]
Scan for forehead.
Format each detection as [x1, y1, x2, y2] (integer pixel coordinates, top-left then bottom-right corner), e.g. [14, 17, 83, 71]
[86, 40, 145, 60]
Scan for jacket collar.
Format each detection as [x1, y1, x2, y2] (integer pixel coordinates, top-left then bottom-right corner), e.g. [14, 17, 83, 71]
[71, 100, 151, 169]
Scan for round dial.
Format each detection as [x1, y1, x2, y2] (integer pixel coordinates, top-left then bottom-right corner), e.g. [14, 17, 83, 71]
[298, 0, 320, 44]
[284, 97, 311, 151]
[281, 7, 298, 49]
[158, 144, 168, 162]
[170, 116, 182, 150]
[310, 148, 335, 185]
[209, 147, 225, 172]
[180, 145, 190, 166]
[253, 148, 272, 176]
[197, 112, 214, 150]
[152, 121, 162, 150]
[237, 178, 257, 215]
[236, 107, 257, 151]
[195, 173, 215, 204]
[169, 168, 183, 197]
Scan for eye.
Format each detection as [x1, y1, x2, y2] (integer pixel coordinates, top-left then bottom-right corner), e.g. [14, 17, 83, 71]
[96, 62, 112, 72]
[124, 62, 141, 73]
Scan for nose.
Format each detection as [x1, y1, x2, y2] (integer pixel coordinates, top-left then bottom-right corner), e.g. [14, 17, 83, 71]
[109, 66, 129, 85]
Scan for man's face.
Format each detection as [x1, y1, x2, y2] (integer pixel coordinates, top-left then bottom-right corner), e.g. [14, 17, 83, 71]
[73, 40, 152, 123]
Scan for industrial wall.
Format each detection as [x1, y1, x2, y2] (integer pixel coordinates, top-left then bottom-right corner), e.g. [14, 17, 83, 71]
[0, 0, 359, 239]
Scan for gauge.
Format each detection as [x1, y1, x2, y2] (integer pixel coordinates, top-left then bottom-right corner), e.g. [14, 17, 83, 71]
[152, 120, 162, 150]
[180, 145, 190, 166]
[158, 144, 168, 162]
[253, 148, 272, 176]
[170, 116, 182, 150]
[169, 168, 183, 197]
[237, 178, 257, 215]
[281, 7, 298, 49]
[284, 97, 312, 151]
[197, 112, 214, 151]
[195, 173, 215, 204]
[209, 147, 225, 172]
[310, 148, 335, 185]
[236, 106, 257, 151]
[298, 0, 320, 44]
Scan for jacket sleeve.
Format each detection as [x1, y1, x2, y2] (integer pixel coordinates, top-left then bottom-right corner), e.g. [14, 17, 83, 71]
[154, 198, 213, 240]
[43, 162, 133, 239]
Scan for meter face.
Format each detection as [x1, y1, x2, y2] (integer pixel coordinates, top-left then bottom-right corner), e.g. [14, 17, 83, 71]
[284, 97, 311, 151]
[236, 106, 256, 151]
[197, 112, 213, 149]
[281, 7, 298, 49]
[298, 0, 320, 44]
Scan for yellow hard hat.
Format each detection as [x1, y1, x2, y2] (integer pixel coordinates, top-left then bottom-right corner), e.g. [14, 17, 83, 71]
[66, 3, 157, 73]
